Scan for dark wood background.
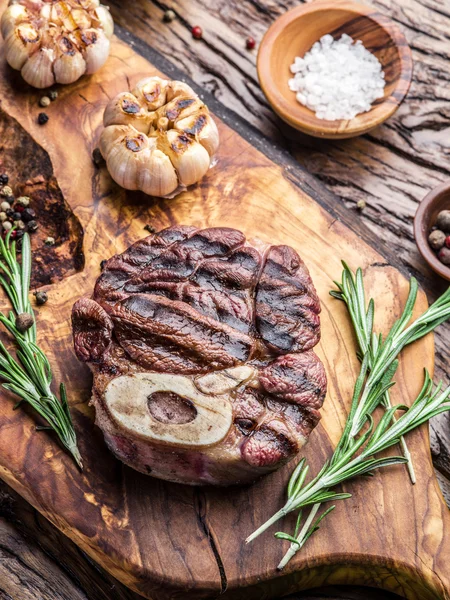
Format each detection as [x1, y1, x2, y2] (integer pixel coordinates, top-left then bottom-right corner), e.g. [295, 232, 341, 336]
[0, 1, 449, 599]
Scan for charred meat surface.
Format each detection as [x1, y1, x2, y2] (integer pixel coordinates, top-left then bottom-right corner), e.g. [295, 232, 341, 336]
[72, 226, 326, 485]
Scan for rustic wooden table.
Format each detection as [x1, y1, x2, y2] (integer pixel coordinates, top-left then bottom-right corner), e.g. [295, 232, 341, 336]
[0, 1, 449, 599]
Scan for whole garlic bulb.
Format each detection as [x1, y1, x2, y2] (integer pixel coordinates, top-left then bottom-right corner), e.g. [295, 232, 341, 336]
[1, 0, 114, 88]
[99, 76, 219, 198]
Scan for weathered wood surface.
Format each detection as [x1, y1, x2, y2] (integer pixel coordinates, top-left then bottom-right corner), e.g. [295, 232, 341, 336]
[0, 1, 448, 600]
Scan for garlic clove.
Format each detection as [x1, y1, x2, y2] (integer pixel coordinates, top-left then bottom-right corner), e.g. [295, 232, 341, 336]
[94, 5, 114, 38]
[1, 4, 29, 40]
[159, 130, 211, 187]
[132, 76, 169, 110]
[54, 37, 87, 84]
[99, 124, 131, 159]
[176, 109, 219, 157]
[104, 130, 152, 190]
[137, 145, 179, 197]
[159, 95, 205, 126]
[82, 28, 110, 74]
[103, 92, 152, 133]
[5, 23, 41, 70]
[70, 7, 92, 30]
[166, 80, 197, 101]
[21, 46, 55, 88]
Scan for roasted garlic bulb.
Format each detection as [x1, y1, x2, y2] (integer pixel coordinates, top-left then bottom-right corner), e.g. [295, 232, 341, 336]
[99, 76, 219, 198]
[1, 0, 114, 88]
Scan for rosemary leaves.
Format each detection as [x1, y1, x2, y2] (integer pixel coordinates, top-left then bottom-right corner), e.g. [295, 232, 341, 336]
[0, 230, 82, 468]
[246, 263, 450, 569]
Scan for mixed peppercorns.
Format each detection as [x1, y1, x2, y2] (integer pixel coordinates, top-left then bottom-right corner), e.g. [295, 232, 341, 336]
[37, 112, 49, 125]
[0, 174, 39, 239]
[192, 25, 202, 39]
[428, 209, 450, 266]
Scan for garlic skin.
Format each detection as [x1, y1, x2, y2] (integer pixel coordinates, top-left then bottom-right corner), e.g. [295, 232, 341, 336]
[100, 76, 220, 199]
[0, 0, 114, 88]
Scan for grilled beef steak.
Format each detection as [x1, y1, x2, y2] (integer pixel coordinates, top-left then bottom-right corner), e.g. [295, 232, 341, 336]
[72, 226, 326, 485]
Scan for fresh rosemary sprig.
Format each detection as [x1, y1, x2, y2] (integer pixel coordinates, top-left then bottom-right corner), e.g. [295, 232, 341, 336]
[0, 230, 82, 469]
[330, 263, 415, 482]
[245, 265, 450, 570]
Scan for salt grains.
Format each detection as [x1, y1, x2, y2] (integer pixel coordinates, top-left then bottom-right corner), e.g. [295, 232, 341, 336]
[288, 34, 385, 121]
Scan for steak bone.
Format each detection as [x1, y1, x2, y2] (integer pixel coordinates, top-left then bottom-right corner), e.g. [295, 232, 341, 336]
[104, 372, 234, 448]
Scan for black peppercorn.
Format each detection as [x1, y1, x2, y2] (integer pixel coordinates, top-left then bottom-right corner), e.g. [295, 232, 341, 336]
[27, 220, 38, 232]
[15, 230, 24, 240]
[5, 209, 13, 218]
[37, 112, 49, 125]
[0, 174, 8, 185]
[34, 291, 48, 306]
[21, 208, 36, 222]
[11, 212, 21, 221]
[15, 312, 34, 333]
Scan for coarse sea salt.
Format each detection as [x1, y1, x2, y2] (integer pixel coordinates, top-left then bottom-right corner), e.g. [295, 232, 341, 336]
[288, 34, 385, 121]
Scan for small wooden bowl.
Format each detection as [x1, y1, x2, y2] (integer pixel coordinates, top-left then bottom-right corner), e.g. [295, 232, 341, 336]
[257, 0, 413, 139]
[414, 182, 450, 281]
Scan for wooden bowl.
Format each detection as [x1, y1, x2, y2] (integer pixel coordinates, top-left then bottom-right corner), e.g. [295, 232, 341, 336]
[414, 182, 450, 281]
[257, 0, 413, 139]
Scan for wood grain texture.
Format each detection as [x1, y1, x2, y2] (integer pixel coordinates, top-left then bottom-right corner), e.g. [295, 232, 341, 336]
[257, 0, 412, 138]
[0, 9, 448, 600]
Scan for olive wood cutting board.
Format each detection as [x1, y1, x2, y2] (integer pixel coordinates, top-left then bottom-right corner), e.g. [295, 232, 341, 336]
[0, 13, 449, 600]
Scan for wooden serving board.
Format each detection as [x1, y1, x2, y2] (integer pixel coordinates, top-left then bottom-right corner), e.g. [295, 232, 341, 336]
[0, 15, 449, 600]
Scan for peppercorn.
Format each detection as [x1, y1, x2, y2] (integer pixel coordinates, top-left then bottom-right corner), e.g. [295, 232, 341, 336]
[192, 25, 202, 39]
[37, 112, 49, 125]
[11, 211, 21, 221]
[39, 96, 51, 107]
[0, 212, 6, 222]
[100, 259, 107, 271]
[13, 204, 24, 213]
[15, 312, 34, 333]
[92, 147, 104, 167]
[44, 236, 55, 246]
[49, 90, 58, 101]
[10, 230, 17, 239]
[15, 230, 24, 240]
[163, 9, 176, 22]
[16, 196, 30, 207]
[356, 199, 366, 211]
[14, 220, 25, 230]
[429, 229, 446, 250]
[436, 210, 450, 232]
[2, 221, 12, 232]
[0, 174, 8, 186]
[34, 291, 48, 306]
[27, 220, 38, 232]
[0, 186, 13, 197]
[446, 236, 450, 249]
[144, 224, 156, 233]
[246, 36, 256, 50]
[0, 201, 10, 212]
[438, 246, 450, 266]
[21, 207, 36, 222]
[5, 209, 13, 218]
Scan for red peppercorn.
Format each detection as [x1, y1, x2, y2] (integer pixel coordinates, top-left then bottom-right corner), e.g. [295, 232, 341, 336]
[192, 25, 202, 39]
[246, 36, 256, 50]
[14, 204, 25, 213]
[10, 230, 17, 239]
[446, 235, 450, 249]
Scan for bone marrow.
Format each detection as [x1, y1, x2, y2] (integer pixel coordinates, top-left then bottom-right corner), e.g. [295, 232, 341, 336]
[72, 226, 327, 485]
